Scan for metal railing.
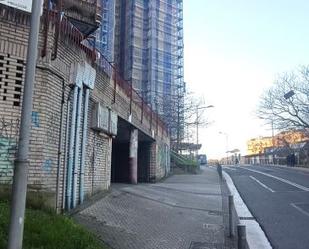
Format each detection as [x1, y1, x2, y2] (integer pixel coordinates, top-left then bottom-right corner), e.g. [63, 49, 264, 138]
[46, 9, 168, 136]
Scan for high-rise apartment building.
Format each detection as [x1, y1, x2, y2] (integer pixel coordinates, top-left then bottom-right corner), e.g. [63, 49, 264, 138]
[96, 0, 115, 62]
[113, 0, 185, 141]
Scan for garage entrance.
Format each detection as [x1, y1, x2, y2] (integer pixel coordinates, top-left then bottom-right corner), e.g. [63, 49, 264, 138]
[111, 117, 154, 183]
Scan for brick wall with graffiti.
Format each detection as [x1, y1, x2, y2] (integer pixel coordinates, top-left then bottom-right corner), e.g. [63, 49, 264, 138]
[155, 141, 171, 179]
[0, 117, 19, 184]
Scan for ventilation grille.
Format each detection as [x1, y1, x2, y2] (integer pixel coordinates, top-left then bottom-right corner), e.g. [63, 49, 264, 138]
[0, 54, 24, 107]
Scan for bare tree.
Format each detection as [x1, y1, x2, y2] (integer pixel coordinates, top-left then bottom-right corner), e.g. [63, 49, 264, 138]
[258, 65, 309, 131]
[177, 91, 213, 154]
[183, 92, 212, 132]
[153, 88, 211, 153]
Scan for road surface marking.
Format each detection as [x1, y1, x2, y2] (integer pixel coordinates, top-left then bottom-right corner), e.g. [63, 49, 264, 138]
[249, 176, 275, 193]
[290, 203, 309, 218]
[223, 167, 237, 171]
[241, 167, 309, 192]
[255, 165, 309, 176]
[223, 171, 272, 249]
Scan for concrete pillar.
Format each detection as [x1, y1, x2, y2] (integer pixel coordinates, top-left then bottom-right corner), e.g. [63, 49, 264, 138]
[149, 141, 157, 182]
[129, 129, 138, 184]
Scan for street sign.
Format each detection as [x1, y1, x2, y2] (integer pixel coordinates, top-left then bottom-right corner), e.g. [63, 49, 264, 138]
[0, 0, 32, 13]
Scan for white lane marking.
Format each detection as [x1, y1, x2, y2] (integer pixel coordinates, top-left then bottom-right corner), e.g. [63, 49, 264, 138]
[249, 176, 275, 193]
[223, 171, 272, 249]
[241, 167, 309, 192]
[255, 165, 309, 176]
[291, 203, 309, 218]
[223, 167, 237, 171]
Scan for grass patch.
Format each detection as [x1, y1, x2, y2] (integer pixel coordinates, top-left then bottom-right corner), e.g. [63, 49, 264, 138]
[0, 201, 109, 249]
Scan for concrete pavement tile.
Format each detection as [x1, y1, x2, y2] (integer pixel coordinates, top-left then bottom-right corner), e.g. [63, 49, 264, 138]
[74, 167, 233, 249]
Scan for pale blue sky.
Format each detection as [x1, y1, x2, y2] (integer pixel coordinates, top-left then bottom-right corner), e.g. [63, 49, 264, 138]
[183, 0, 309, 159]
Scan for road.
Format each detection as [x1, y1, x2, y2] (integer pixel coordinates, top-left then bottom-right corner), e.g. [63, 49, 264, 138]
[224, 164, 309, 249]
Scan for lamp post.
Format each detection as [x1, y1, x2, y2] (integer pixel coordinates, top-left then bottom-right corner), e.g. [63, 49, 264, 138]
[283, 90, 296, 166]
[7, 1, 43, 249]
[219, 131, 229, 165]
[196, 105, 214, 156]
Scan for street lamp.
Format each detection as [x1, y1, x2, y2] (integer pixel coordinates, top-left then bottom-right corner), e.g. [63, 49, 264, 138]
[284, 90, 295, 100]
[196, 105, 214, 156]
[283, 90, 296, 166]
[219, 131, 229, 165]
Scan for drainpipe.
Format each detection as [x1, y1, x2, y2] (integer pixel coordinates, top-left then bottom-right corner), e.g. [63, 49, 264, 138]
[51, 0, 63, 60]
[62, 91, 71, 211]
[72, 85, 83, 208]
[79, 88, 90, 204]
[35, 65, 66, 213]
[66, 85, 78, 210]
[55, 76, 65, 213]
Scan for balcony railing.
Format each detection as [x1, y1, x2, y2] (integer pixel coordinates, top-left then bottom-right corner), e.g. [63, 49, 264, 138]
[47, 10, 168, 136]
[57, 0, 102, 36]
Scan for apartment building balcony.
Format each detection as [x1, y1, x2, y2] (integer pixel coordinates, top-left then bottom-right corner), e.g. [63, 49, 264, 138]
[62, 0, 102, 36]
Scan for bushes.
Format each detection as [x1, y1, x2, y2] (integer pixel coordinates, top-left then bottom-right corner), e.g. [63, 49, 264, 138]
[171, 151, 198, 173]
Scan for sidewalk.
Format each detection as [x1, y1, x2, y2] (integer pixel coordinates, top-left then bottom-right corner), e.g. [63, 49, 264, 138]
[74, 167, 236, 249]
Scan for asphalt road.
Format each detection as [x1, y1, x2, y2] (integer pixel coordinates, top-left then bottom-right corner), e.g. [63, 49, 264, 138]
[224, 164, 309, 249]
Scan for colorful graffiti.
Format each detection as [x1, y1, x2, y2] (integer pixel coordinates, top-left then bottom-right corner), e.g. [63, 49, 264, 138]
[0, 117, 19, 141]
[32, 111, 40, 127]
[157, 143, 170, 175]
[43, 159, 53, 173]
[0, 137, 16, 183]
[0, 117, 19, 184]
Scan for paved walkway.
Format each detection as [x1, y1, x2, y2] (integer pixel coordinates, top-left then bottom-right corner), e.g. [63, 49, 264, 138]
[74, 167, 235, 249]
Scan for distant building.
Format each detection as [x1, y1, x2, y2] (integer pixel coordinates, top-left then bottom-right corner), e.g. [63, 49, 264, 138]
[246, 129, 309, 166]
[247, 136, 273, 155]
[247, 130, 309, 156]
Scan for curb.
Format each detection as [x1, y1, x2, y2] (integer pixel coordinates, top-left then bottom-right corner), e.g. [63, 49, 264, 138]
[223, 171, 272, 249]
[68, 189, 111, 216]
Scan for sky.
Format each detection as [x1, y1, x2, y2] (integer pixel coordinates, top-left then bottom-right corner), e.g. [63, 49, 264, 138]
[183, 0, 309, 159]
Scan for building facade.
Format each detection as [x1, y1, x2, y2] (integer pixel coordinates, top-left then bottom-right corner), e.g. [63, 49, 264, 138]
[247, 130, 309, 156]
[0, 1, 170, 211]
[246, 130, 309, 166]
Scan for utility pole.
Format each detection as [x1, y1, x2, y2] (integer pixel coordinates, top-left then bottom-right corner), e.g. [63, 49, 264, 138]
[7, 1, 42, 249]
